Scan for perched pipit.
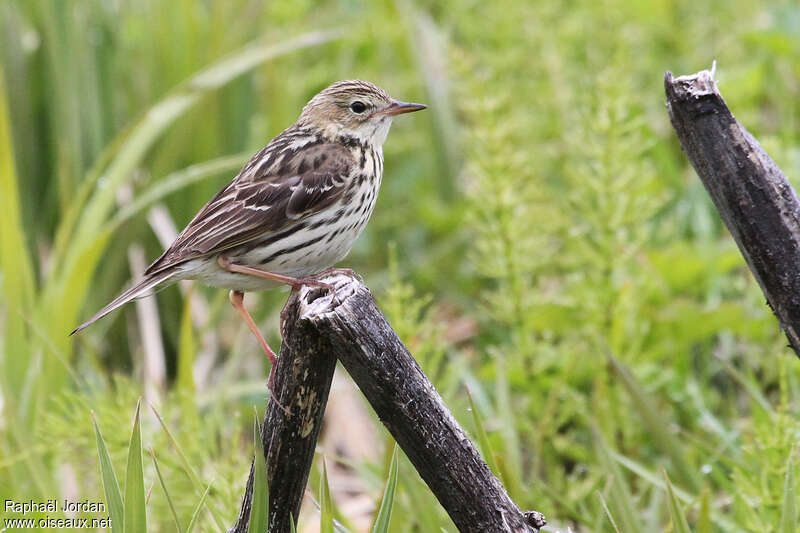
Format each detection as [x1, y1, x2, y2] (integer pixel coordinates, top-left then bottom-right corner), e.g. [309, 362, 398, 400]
[72, 80, 426, 401]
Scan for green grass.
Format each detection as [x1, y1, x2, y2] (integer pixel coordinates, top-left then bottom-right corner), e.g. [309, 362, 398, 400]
[248, 412, 269, 533]
[2, 0, 800, 531]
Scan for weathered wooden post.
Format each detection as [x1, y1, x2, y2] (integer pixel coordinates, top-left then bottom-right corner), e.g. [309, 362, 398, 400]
[229, 273, 545, 532]
[665, 67, 800, 357]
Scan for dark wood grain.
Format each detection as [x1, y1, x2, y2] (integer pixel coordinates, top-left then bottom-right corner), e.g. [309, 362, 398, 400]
[665, 69, 800, 356]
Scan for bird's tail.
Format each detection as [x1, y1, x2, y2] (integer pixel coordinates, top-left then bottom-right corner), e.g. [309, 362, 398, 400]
[70, 269, 176, 336]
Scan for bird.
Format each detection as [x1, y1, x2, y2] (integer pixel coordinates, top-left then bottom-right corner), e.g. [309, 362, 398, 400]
[72, 80, 426, 402]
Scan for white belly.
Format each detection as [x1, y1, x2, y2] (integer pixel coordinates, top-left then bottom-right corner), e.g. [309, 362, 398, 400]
[176, 178, 380, 292]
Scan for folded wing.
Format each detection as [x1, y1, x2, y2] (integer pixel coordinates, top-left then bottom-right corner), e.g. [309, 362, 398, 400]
[145, 141, 354, 275]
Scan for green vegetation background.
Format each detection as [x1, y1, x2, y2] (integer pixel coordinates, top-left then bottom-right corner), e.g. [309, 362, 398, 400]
[1, 0, 799, 531]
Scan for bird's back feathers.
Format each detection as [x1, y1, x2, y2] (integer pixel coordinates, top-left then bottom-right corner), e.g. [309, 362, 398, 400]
[144, 128, 355, 275]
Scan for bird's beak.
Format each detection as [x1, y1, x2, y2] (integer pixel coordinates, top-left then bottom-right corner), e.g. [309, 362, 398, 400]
[378, 100, 427, 117]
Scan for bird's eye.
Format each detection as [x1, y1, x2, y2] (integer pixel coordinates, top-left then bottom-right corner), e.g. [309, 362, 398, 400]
[350, 101, 367, 114]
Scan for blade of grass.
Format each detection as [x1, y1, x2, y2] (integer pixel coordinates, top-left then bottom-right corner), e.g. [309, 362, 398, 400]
[715, 355, 773, 413]
[150, 404, 202, 486]
[494, 356, 523, 499]
[596, 434, 642, 533]
[0, 66, 35, 407]
[49, 124, 130, 273]
[177, 290, 197, 398]
[108, 153, 249, 235]
[123, 400, 147, 533]
[34, 0, 86, 208]
[608, 354, 701, 491]
[697, 486, 711, 533]
[247, 410, 269, 533]
[320, 458, 334, 533]
[185, 481, 213, 533]
[150, 448, 183, 533]
[781, 453, 796, 533]
[150, 404, 226, 530]
[307, 494, 354, 533]
[612, 450, 738, 531]
[371, 445, 399, 533]
[664, 471, 691, 533]
[93, 412, 124, 533]
[465, 388, 500, 477]
[595, 491, 622, 533]
[0, 406, 50, 497]
[404, 475, 443, 532]
[408, 10, 460, 197]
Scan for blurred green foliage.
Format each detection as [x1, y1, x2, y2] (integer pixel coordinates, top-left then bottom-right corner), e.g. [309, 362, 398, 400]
[2, 0, 800, 531]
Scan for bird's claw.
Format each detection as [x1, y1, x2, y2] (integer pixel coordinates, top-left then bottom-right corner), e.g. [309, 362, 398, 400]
[289, 277, 334, 292]
[316, 267, 362, 282]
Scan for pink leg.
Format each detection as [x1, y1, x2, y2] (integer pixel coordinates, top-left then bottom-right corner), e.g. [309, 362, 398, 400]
[218, 256, 333, 291]
[228, 290, 287, 414]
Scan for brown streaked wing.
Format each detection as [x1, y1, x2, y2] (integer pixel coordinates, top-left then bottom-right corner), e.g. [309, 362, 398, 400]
[144, 142, 354, 275]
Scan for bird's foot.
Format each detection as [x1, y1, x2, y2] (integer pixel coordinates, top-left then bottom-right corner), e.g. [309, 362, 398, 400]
[288, 277, 334, 292]
[290, 268, 361, 303]
[315, 267, 362, 281]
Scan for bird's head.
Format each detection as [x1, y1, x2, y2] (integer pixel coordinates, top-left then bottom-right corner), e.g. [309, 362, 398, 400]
[299, 80, 426, 146]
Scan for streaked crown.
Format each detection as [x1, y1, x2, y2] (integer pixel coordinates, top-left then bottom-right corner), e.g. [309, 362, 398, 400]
[299, 80, 425, 146]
